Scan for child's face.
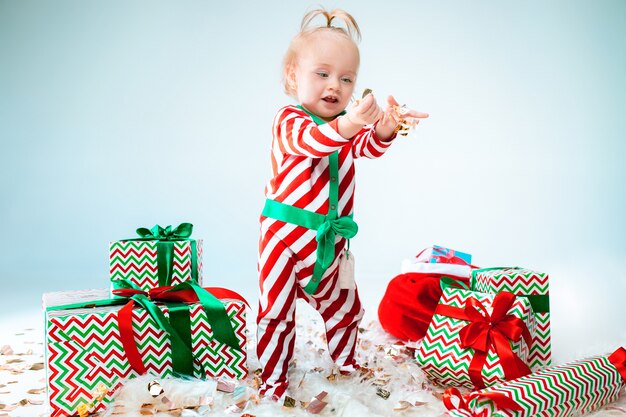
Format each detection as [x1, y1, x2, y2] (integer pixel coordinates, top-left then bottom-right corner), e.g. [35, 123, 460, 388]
[290, 34, 359, 121]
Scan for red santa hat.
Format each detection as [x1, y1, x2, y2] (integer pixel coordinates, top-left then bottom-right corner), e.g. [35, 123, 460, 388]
[378, 272, 469, 341]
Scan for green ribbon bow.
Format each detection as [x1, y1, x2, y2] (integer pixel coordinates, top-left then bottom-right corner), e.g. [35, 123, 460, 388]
[316, 216, 358, 270]
[123, 222, 198, 287]
[136, 223, 193, 240]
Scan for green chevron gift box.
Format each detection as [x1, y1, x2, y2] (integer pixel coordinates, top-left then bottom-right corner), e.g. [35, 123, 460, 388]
[471, 267, 550, 370]
[415, 287, 536, 389]
[43, 287, 247, 417]
[443, 346, 626, 417]
[109, 223, 203, 293]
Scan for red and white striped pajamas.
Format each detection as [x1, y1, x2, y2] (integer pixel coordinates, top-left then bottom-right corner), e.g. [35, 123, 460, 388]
[257, 105, 395, 398]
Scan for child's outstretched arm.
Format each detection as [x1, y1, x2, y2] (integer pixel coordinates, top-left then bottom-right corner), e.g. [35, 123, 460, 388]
[337, 94, 383, 139]
[375, 95, 429, 141]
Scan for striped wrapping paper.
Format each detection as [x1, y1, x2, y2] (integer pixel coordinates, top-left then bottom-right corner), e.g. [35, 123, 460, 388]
[445, 347, 626, 417]
[43, 288, 246, 417]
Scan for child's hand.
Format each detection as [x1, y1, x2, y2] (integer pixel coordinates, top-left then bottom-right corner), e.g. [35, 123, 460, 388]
[376, 96, 429, 140]
[345, 93, 383, 126]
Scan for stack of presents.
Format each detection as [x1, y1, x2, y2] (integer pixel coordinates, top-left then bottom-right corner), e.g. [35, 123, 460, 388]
[43, 223, 248, 417]
[43, 228, 625, 417]
[379, 246, 625, 417]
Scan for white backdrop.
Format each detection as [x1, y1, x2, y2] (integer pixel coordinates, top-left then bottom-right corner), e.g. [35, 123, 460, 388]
[1, 1, 624, 362]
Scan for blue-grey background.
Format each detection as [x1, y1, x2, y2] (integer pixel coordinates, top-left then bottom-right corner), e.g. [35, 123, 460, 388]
[1, 1, 624, 362]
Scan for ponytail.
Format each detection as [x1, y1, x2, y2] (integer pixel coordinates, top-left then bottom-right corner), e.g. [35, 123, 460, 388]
[300, 8, 361, 43]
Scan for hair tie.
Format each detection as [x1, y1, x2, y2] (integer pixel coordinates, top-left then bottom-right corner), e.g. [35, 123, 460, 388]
[327, 13, 335, 27]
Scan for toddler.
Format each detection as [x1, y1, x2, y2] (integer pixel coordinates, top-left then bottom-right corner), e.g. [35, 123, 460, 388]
[256, 8, 428, 399]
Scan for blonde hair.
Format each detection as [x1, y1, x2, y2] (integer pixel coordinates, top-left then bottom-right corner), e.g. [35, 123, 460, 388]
[282, 8, 362, 97]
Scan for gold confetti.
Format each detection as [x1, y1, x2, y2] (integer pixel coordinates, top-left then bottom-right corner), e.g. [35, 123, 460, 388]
[0, 404, 16, 411]
[326, 370, 337, 382]
[28, 399, 44, 405]
[297, 371, 308, 388]
[251, 375, 262, 390]
[18, 399, 29, 406]
[393, 401, 413, 411]
[283, 396, 296, 408]
[139, 403, 155, 415]
[93, 382, 109, 401]
[29, 363, 44, 371]
[76, 403, 90, 417]
[6, 359, 24, 364]
[376, 388, 390, 400]
[362, 88, 372, 98]
[359, 367, 375, 381]
[148, 380, 164, 398]
[26, 387, 46, 395]
[110, 404, 128, 415]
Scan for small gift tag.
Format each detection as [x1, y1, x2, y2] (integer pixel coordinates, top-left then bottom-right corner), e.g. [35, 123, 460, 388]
[338, 250, 355, 289]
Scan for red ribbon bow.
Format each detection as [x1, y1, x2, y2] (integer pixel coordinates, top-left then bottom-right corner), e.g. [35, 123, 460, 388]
[443, 387, 522, 417]
[436, 291, 532, 389]
[432, 249, 470, 266]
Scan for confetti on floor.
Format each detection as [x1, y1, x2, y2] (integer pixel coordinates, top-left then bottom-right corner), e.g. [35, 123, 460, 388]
[1, 301, 624, 416]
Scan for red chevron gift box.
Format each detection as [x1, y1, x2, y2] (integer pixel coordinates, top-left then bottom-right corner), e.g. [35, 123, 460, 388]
[471, 267, 550, 370]
[109, 223, 203, 293]
[43, 287, 247, 417]
[415, 287, 536, 389]
[443, 347, 626, 417]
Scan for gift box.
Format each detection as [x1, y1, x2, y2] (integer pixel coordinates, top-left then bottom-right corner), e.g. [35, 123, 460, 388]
[419, 245, 473, 265]
[444, 347, 626, 417]
[471, 267, 550, 370]
[415, 287, 536, 389]
[109, 223, 203, 292]
[44, 287, 247, 417]
[402, 245, 474, 278]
